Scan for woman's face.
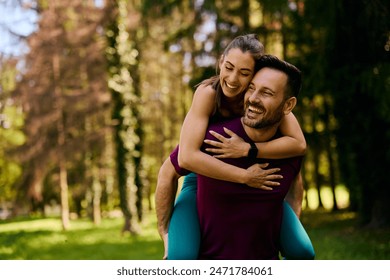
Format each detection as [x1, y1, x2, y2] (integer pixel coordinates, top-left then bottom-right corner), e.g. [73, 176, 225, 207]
[219, 48, 255, 99]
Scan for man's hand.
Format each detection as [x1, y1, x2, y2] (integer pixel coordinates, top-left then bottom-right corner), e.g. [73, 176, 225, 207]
[204, 127, 251, 158]
[244, 163, 283, 190]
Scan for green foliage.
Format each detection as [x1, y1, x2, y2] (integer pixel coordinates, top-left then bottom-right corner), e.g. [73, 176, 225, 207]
[0, 60, 25, 201]
[0, 161, 22, 201]
[287, 0, 390, 225]
[0, 106, 25, 146]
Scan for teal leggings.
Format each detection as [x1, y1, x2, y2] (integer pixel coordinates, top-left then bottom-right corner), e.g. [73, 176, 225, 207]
[168, 173, 315, 260]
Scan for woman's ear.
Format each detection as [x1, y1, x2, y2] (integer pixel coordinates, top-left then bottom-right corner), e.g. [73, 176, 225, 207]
[283, 97, 297, 115]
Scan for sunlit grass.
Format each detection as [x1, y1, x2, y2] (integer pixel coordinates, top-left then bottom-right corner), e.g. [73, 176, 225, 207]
[0, 211, 164, 260]
[0, 218, 63, 233]
[1, 192, 389, 260]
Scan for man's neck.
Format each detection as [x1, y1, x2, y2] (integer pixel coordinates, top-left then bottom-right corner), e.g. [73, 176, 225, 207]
[241, 117, 280, 142]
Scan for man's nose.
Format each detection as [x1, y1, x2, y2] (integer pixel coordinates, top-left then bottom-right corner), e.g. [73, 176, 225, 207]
[248, 91, 260, 103]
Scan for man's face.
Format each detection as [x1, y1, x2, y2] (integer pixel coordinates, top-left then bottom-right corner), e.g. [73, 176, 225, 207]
[242, 67, 288, 129]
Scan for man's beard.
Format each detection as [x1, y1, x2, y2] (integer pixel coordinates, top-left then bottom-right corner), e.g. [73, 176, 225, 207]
[242, 100, 285, 129]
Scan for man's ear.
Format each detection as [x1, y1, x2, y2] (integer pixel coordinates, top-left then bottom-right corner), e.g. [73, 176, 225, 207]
[283, 97, 297, 115]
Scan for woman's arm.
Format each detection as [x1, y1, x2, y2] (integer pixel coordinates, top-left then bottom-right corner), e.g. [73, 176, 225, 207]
[257, 112, 306, 158]
[204, 112, 306, 159]
[178, 85, 281, 189]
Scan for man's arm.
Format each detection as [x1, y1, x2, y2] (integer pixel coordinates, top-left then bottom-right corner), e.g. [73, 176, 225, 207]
[285, 171, 304, 218]
[155, 157, 181, 259]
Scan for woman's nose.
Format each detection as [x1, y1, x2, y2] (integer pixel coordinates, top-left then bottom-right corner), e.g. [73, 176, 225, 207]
[229, 71, 239, 83]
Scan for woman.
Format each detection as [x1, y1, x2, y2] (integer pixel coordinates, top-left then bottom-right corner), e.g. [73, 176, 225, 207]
[155, 34, 314, 260]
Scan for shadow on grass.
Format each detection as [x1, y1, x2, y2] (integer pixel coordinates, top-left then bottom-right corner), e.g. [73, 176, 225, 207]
[300, 209, 390, 260]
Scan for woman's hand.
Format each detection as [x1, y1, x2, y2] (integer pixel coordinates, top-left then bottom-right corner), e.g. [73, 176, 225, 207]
[204, 127, 251, 158]
[244, 163, 283, 190]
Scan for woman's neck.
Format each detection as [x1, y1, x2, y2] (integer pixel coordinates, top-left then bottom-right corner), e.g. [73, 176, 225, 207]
[221, 94, 244, 116]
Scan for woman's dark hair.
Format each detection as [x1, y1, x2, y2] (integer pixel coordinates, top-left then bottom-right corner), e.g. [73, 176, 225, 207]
[200, 34, 264, 117]
[217, 34, 264, 73]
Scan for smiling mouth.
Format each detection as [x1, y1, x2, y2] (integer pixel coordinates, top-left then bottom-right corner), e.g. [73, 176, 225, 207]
[248, 105, 264, 114]
[225, 81, 239, 90]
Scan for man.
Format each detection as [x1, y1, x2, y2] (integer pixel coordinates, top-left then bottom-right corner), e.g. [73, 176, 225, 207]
[195, 55, 302, 259]
[156, 55, 311, 259]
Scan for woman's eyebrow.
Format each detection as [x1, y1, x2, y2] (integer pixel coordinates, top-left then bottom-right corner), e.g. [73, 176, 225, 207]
[225, 61, 252, 72]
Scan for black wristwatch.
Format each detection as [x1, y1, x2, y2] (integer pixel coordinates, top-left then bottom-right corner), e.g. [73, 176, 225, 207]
[247, 142, 258, 159]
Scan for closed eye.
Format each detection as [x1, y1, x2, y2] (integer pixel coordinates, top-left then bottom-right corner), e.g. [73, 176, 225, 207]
[248, 84, 255, 91]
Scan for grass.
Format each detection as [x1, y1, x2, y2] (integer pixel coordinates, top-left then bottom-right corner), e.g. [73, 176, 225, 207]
[0, 211, 164, 260]
[1, 209, 389, 260]
[301, 209, 390, 260]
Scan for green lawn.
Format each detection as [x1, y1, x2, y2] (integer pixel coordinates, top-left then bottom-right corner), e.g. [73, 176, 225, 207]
[301, 209, 390, 259]
[0, 211, 164, 260]
[1, 209, 389, 260]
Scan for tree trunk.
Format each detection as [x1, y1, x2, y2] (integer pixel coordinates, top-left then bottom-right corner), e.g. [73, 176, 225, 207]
[311, 109, 323, 209]
[323, 99, 338, 211]
[53, 50, 70, 231]
[59, 159, 70, 230]
[92, 165, 102, 225]
[106, 0, 137, 234]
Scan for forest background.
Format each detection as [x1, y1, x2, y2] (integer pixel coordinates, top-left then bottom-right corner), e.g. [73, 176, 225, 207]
[0, 0, 389, 259]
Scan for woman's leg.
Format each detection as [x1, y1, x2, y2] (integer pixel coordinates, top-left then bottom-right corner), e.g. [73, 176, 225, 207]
[167, 173, 200, 260]
[280, 201, 315, 259]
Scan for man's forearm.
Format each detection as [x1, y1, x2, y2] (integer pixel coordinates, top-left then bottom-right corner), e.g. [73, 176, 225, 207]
[155, 158, 180, 239]
[156, 185, 177, 238]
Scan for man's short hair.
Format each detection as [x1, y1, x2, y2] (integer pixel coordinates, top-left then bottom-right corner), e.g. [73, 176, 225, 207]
[255, 55, 302, 98]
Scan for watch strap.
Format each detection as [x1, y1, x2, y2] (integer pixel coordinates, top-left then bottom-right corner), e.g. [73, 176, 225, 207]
[247, 142, 258, 159]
